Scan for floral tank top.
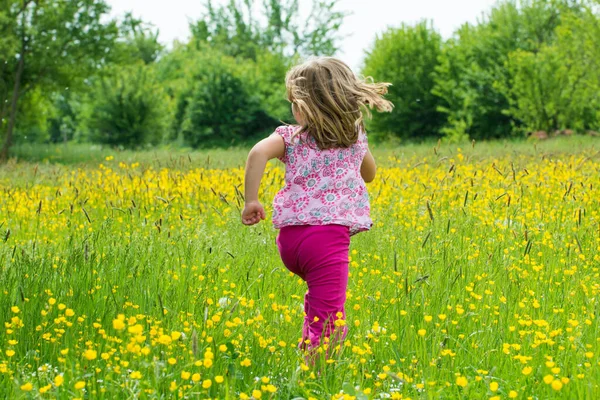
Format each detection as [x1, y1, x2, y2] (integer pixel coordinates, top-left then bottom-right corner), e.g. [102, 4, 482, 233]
[272, 125, 372, 235]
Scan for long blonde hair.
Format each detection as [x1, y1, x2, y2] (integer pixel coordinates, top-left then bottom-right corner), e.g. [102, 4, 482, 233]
[285, 57, 393, 149]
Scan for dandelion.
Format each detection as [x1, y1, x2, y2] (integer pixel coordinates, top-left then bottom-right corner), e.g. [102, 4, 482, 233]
[74, 381, 86, 390]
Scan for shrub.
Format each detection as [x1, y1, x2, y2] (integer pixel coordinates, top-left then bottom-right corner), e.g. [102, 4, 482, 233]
[499, 8, 600, 133]
[432, 0, 567, 141]
[84, 65, 170, 148]
[181, 64, 276, 148]
[363, 21, 443, 141]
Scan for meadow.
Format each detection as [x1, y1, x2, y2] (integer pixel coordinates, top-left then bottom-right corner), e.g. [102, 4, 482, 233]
[1, 136, 599, 399]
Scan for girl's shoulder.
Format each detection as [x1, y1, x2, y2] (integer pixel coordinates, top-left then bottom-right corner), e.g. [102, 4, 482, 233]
[274, 125, 302, 145]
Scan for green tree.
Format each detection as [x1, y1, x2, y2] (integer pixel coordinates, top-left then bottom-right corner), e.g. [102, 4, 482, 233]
[0, 0, 118, 161]
[156, 43, 289, 146]
[178, 51, 277, 148]
[190, 0, 346, 59]
[363, 21, 443, 140]
[499, 7, 600, 133]
[82, 65, 171, 148]
[432, 0, 575, 141]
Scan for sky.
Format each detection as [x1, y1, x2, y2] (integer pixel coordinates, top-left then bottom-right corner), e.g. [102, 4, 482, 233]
[108, 0, 499, 70]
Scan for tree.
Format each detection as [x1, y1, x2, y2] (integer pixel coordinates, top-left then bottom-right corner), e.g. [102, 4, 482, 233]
[190, 0, 346, 59]
[432, 0, 573, 141]
[0, 0, 118, 161]
[82, 65, 170, 148]
[499, 6, 600, 133]
[363, 21, 443, 140]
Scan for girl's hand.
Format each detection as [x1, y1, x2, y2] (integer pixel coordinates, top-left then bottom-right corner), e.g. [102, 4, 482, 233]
[242, 201, 266, 225]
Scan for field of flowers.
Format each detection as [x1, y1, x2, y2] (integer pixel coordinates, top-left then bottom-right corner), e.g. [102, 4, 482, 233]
[0, 140, 599, 399]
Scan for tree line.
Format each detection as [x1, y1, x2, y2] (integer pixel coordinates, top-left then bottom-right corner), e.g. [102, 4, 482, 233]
[1, 0, 599, 161]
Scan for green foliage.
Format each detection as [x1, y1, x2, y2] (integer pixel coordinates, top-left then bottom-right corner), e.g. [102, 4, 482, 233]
[180, 54, 277, 148]
[112, 13, 164, 65]
[0, 0, 119, 158]
[190, 0, 346, 58]
[363, 21, 443, 140]
[499, 7, 600, 133]
[432, 0, 571, 141]
[83, 65, 171, 148]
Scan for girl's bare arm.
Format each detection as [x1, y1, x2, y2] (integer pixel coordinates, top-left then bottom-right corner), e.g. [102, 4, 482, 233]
[361, 147, 377, 183]
[242, 134, 285, 225]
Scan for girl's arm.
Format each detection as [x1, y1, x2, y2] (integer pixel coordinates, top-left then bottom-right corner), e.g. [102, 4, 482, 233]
[361, 147, 377, 183]
[242, 134, 285, 225]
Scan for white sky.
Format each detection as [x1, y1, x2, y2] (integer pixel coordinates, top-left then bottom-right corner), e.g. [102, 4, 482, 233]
[108, 0, 499, 70]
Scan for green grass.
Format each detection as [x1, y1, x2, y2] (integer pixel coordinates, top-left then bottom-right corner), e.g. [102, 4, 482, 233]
[0, 136, 599, 399]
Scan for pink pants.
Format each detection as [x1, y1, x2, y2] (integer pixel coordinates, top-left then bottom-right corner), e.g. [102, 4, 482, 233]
[276, 224, 350, 353]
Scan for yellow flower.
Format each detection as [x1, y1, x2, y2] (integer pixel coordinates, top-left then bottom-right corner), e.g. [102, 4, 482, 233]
[112, 318, 126, 330]
[418, 329, 426, 337]
[39, 384, 51, 394]
[522, 366, 533, 375]
[202, 379, 212, 389]
[74, 381, 86, 390]
[424, 315, 433, 322]
[215, 376, 224, 383]
[543, 375, 554, 384]
[192, 373, 201, 382]
[54, 375, 64, 387]
[65, 308, 75, 317]
[490, 381, 499, 392]
[551, 380, 563, 391]
[240, 358, 251, 367]
[508, 390, 518, 398]
[5, 350, 15, 357]
[83, 349, 97, 360]
[456, 376, 468, 387]
[167, 358, 177, 365]
[130, 371, 142, 379]
[20, 382, 33, 392]
[252, 389, 262, 399]
[181, 371, 191, 380]
[11, 306, 20, 314]
[265, 384, 277, 393]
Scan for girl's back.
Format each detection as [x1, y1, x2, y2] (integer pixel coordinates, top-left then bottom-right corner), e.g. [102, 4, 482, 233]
[272, 125, 372, 235]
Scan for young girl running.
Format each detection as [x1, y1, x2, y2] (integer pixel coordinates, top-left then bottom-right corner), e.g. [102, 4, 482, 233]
[242, 57, 393, 360]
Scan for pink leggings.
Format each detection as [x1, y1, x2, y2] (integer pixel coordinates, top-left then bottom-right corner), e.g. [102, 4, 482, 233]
[276, 224, 350, 353]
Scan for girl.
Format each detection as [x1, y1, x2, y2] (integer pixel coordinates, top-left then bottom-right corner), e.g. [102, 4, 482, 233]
[242, 57, 393, 360]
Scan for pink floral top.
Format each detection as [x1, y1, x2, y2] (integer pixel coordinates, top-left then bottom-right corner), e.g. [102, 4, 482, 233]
[272, 125, 372, 235]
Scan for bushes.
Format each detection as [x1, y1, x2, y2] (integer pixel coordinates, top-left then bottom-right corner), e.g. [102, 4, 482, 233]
[431, 1, 566, 141]
[500, 8, 600, 134]
[181, 66, 276, 148]
[363, 0, 599, 142]
[158, 45, 283, 148]
[83, 65, 170, 148]
[362, 21, 443, 141]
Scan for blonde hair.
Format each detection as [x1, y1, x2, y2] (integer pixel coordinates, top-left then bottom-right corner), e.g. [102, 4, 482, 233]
[285, 57, 393, 149]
